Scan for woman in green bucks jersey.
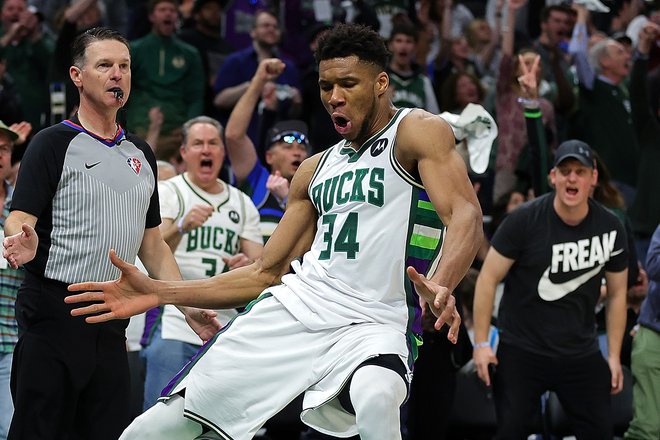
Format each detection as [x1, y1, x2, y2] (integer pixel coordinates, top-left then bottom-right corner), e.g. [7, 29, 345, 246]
[66, 23, 483, 440]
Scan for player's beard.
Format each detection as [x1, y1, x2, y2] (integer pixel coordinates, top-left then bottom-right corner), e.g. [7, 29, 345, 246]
[353, 94, 379, 146]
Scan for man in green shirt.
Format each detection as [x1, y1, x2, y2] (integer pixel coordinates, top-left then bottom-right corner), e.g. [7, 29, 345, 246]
[126, 0, 204, 161]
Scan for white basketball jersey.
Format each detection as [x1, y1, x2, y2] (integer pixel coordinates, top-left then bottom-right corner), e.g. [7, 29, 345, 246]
[159, 173, 262, 345]
[276, 108, 446, 352]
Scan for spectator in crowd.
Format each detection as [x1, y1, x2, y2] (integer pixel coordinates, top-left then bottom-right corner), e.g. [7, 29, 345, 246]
[177, 0, 234, 116]
[590, 150, 645, 367]
[213, 9, 300, 145]
[224, 58, 309, 242]
[2, 27, 217, 439]
[0, 0, 54, 131]
[65, 22, 481, 440]
[628, 21, 660, 264]
[431, 0, 479, 106]
[439, 71, 486, 113]
[0, 121, 23, 440]
[473, 139, 629, 439]
[142, 116, 263, 410]
[49, 0, 104, 120]
[27, 0, 128, 35]
[493, 0, 556, 201]
[516, 51, 553, 198]
[367, 0, 417, 38]
[465, 12, 503, 87]
[387, 21, 439, 113]
[416, 0, 475, 67]
[625, 223, 660, 440]
[569, 3, 638, 206]
[0, 56, 23, 126]
[532, 4, 576, 117]
[126, 0, 205, 162]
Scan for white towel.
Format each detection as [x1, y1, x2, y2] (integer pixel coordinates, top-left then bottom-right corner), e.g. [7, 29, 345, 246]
[439, 103, 498, 174]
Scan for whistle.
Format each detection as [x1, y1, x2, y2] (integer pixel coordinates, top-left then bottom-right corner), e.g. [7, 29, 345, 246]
[114, 89, 124, 101]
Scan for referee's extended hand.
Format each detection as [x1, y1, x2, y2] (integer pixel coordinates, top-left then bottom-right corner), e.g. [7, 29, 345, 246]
[3, 223, 37, 269]
[406, 266, 461, 343]
[65, 249, 159, 323]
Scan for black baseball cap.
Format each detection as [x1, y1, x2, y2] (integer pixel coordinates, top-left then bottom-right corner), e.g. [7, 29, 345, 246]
[553, 140, 594, 168]
[267, 120, 310, 150]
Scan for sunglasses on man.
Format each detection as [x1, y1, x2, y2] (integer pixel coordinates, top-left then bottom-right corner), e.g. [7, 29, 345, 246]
[270, 131, 308, 146]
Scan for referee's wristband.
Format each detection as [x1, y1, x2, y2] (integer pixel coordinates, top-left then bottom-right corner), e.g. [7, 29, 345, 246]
[474, 341, 490, 349]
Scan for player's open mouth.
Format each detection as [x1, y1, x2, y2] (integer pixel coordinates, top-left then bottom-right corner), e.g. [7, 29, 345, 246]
[333, 115, 352, 135]
[200, 159, 213, 169]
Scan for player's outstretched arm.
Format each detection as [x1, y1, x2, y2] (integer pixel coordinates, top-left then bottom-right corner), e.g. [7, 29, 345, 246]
[65, 249, 161, 322]
[397, 110, 483, 337]
[407, 266, 461, 342]
[66, 155, 322, 323]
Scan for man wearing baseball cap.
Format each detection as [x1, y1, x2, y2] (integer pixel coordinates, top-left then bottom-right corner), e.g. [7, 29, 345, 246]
[472, 139, 629, 438]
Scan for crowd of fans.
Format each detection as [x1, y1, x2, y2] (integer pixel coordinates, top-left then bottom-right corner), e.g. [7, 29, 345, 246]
[0, 0, 659, 438]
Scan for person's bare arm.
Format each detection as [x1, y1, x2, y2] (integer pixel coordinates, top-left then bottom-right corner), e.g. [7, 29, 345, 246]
[159, 205, 213, 252]
[237, 238, 264, 262]
[64, 0, 97, 23]
[224, 59, 285, 183]
[213, 82, 251, 110]
[159, 217, 181, 252]
[65, 155, 321, 321]
[397, 110, 483, 337]
[472, 247, 514, 385]
[604, 268, 628, 394]
[3, 210, 38, 268]
[138, 226, 183, 281]
[502, 0, 527, 57]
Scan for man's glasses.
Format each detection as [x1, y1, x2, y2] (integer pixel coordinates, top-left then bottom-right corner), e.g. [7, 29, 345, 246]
[270, 131, 308, 146]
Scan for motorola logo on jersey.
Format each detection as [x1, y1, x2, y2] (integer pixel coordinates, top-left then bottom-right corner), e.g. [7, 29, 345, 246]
[228, 210, 240, 224]
[370, 139, 388, 157]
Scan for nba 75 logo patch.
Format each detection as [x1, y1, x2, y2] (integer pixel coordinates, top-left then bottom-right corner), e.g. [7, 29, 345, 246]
[127, 157, 142, 175]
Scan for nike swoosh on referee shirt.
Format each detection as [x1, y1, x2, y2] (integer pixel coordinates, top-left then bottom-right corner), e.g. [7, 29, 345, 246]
[537, 264, 603, 301]
[85, 161, 101, 169]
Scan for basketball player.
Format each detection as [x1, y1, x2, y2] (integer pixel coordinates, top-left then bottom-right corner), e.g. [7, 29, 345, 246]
[65, 23, 483, 440]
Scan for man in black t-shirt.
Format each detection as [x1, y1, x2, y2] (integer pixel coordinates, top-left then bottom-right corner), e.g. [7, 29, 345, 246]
[472, 140, 629, 439]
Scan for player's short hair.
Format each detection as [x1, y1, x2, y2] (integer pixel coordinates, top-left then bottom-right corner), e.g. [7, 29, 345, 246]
[314, 23, 390, 71]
